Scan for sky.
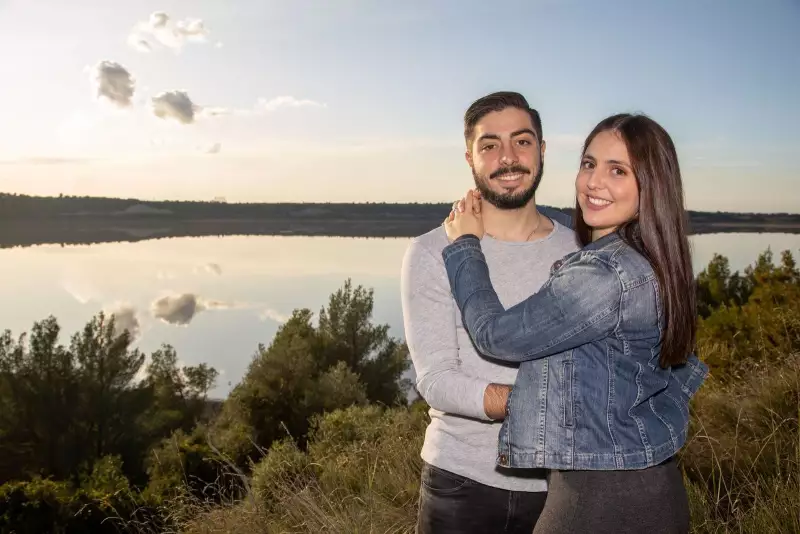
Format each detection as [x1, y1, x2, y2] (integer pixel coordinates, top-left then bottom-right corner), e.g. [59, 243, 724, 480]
[0, 0, 797, 212]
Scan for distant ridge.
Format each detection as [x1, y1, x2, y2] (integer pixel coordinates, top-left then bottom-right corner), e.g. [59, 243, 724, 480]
[1, 191, 798, 218]
[0, 192, 798, 249]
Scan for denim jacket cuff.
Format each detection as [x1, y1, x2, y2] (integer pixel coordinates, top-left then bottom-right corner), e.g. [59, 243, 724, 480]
[442, 234, 481, 261]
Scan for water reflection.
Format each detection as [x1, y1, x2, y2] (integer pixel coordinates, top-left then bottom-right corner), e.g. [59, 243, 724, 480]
[0, 233, 797, 398]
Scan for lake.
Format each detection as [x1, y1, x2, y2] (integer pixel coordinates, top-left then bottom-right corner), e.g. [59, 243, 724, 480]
[1, 231, 798, 398]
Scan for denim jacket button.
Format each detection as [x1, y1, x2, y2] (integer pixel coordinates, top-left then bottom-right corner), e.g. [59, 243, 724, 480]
[498, 454, 508, 465]
[550, 259, 563, 274]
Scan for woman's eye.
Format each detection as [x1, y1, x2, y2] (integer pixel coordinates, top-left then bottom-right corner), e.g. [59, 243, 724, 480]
[581, 160, 594, 169]
[611, 167, 626, 176]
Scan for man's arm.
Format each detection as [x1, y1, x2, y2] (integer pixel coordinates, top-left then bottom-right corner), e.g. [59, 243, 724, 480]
[538, 205, 574, 229]
[401, 238, 502, 421]
[483, 383, 510, 420]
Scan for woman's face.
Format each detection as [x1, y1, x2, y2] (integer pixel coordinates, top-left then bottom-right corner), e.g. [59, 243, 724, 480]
[576, 130, 640, 240]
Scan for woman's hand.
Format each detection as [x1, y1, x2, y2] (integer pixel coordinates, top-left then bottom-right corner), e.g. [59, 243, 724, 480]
[444, 189, 484, 242]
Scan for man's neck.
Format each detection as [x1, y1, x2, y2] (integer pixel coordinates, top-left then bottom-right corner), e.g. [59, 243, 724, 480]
[482, 201, 548, 242]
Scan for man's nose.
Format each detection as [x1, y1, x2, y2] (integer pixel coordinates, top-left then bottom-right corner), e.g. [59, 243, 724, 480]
[499, 144, 518, 165]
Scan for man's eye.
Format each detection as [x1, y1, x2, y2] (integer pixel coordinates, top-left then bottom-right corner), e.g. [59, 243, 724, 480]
[481, 144, 495, 151]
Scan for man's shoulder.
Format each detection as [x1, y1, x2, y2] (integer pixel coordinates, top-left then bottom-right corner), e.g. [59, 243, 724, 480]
[405, 225, 450, 259]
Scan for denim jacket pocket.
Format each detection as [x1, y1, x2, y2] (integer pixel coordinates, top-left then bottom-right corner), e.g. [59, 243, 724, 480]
[560, 358, 575, 428]
[671, 353, 710, 400]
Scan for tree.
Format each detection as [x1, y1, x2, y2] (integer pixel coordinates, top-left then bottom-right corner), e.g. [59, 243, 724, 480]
[317, 279, 411, 405]
[211, 279, 411, 464]
[0, 317, 80, 482]
[70, 313, 145, 473]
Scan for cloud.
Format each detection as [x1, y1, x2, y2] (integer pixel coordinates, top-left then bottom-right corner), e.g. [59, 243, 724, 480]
[107, 304, 141, 339]
[204, 262, 222, 274]
[257, 96, 326, 112]
[203, 142, 221, 154]
[128, 35, 152, 53]
[151, 90, 197, 124]
[151, 293, 235, 325]
[128, 11, 210, 53]
[147, 93, 326, 124]
[193, 96, 327, 120]
[91, 61, 135, 108]
[258, 308, 290, 324]
[191, 262, 222, 274]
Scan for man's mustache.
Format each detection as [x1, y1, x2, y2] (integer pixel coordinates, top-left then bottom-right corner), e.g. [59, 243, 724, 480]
[490, 165, 531, 179]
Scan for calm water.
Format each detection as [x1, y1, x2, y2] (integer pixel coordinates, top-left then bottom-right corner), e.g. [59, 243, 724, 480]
[1, 232, 798, 398]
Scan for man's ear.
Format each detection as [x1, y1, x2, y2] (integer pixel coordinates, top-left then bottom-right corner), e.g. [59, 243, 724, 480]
[465, 149, 473, 167]
[540, 139, 547, 157]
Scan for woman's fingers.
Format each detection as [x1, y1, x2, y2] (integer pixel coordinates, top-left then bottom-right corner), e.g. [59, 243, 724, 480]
[464, 190, 474, 214]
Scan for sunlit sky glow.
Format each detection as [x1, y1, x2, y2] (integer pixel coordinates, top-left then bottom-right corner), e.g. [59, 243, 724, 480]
[0, 0, 797, 212]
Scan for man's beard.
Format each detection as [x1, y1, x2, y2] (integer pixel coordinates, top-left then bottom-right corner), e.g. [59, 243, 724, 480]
[472, 160, 544, 210]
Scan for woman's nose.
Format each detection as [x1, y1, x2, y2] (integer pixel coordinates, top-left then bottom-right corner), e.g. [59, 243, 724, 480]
[586, 171, 602, 190]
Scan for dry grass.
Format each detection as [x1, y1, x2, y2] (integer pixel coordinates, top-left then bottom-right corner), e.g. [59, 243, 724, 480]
[132, 355, 800, 534]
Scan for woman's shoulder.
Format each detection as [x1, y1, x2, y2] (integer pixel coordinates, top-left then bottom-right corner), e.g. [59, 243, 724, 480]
[561, 235, 655, 285]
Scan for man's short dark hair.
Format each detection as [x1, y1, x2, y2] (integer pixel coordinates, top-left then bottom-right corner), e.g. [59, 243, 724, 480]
[463, 91, 543, 149]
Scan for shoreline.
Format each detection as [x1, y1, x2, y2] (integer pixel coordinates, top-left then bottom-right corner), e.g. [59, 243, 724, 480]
[1, 217, 799, 249]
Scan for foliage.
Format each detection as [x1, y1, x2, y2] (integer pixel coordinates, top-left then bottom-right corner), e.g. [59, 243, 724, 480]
[210, 279, 411, 467]
[696, 249, 799, 380]
[0, 249, 798, 532]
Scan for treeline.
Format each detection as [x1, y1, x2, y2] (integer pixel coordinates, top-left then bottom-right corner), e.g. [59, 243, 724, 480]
[0, 280, 411, 532]
[2, 192, 799, 226]
[0, 192, 474, 221]
[0, 249, 798, 532]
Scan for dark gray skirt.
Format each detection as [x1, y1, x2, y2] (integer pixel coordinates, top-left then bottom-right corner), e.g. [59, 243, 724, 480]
[533, 456, 690, 534]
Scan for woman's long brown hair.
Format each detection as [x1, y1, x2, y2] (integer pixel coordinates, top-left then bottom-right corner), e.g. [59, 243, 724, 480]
[575, 113, 696, 368]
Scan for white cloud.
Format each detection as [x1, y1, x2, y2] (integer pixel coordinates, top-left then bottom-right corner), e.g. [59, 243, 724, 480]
[151, 293, 242, 325]
[257, 96, 326, 112]
[193, 96, 327, 119]
[128, 11, 210, 53]
[151, 90, 197, 124]
[203, 143, 221, 154]
[258, 308, 289, 324]
[91, 61, 135, 108]
[192, 262, 222, 274]
[107, 304, 141, 339]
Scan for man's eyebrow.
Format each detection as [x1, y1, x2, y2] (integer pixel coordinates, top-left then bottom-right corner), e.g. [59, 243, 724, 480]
[476, 129, 538, 143]
[511, 128, 537, 139]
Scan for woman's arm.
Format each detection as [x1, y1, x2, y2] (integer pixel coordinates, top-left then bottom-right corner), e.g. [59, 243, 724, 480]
[442, 235, 622, 362]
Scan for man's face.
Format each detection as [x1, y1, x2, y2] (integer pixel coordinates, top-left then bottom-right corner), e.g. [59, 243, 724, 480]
[466, 107, 545, 210]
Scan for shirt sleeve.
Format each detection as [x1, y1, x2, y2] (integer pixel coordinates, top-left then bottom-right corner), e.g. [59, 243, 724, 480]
[442, 236, 621, 362]
[400, 238, 492, 420]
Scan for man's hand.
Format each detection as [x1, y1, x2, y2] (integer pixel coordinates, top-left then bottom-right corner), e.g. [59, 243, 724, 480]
[444, 189, 484, 242]
[483, 383, 511, 420]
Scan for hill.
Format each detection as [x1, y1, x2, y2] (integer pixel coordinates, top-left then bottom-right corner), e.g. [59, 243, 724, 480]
[1, 192, 798, 248]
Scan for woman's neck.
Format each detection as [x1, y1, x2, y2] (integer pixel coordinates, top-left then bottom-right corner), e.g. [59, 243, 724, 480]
[591, 226, 617, 242]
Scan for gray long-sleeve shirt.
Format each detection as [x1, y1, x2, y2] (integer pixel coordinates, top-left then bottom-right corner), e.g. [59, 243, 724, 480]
[400, 221, 579, 491]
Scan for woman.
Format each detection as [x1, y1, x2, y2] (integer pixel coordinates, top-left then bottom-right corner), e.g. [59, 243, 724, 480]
[442, 113, 708, 533]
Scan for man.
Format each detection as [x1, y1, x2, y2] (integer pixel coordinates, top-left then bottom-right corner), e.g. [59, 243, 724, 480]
[400, 91, 580, 533]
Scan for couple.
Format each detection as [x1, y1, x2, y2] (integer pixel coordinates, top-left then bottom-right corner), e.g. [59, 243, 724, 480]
[400, 91, 709, 533]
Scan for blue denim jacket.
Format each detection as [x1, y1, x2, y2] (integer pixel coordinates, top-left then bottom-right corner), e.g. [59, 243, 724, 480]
[442, 231, 708, 470]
